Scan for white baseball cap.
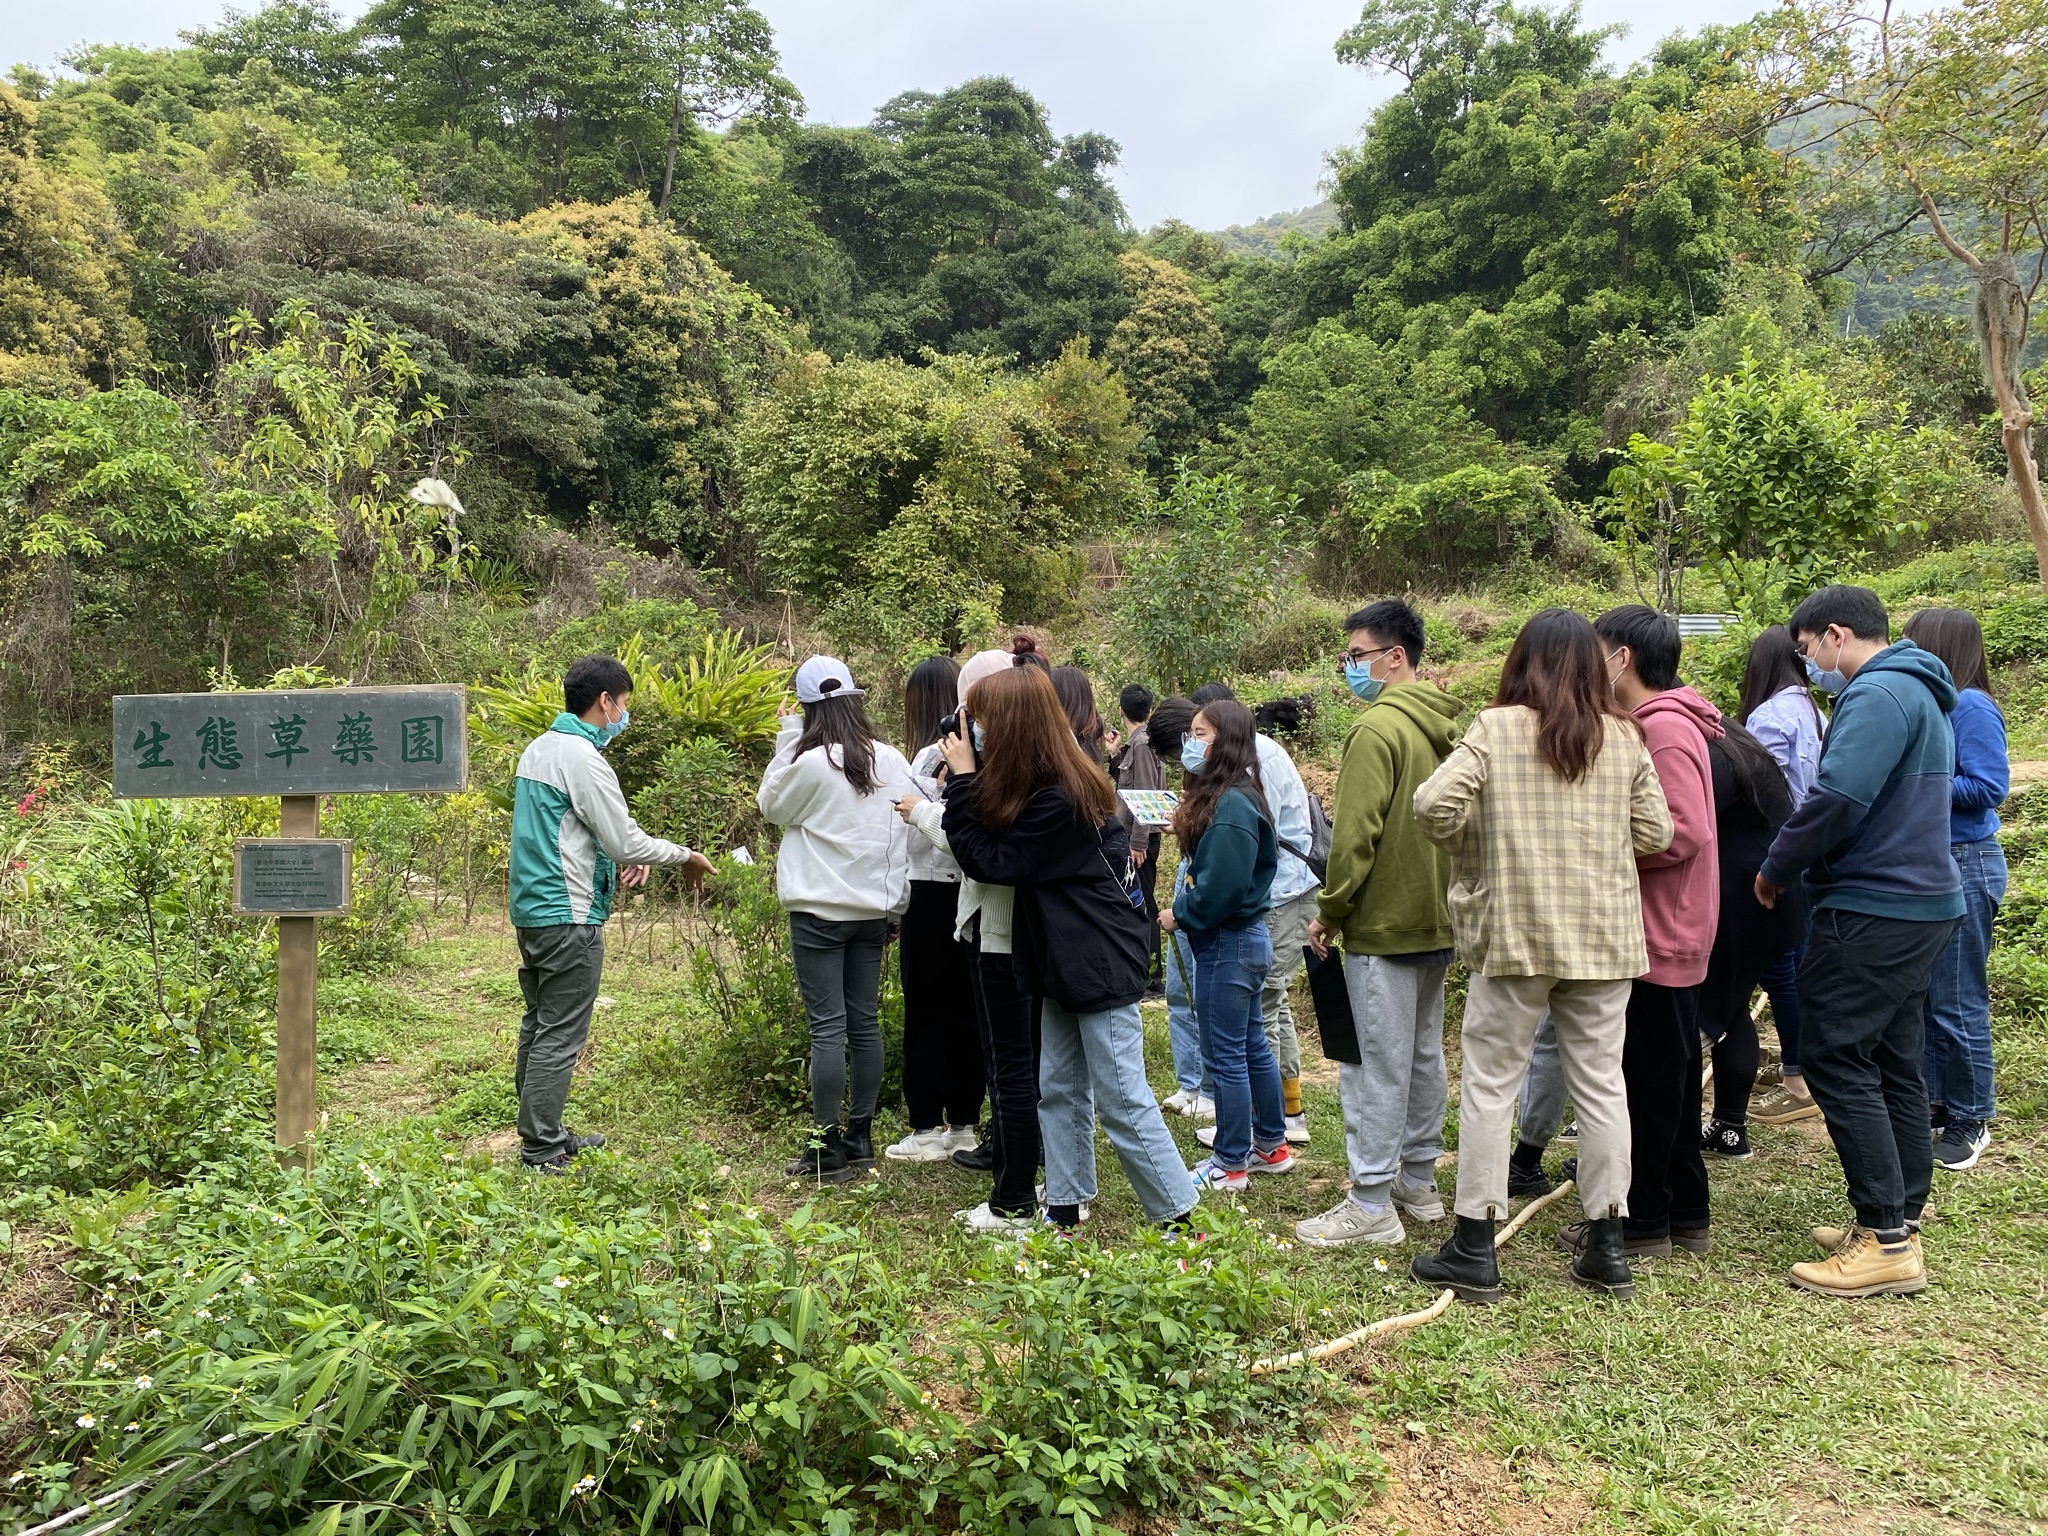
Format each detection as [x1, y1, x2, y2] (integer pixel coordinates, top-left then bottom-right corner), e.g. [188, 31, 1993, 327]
[793, 655, 865, 704]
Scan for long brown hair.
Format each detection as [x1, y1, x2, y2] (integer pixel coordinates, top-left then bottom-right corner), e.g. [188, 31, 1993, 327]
[1740, 625, 1822, 729]
[1903, 607, 1993, 695]
[1173, 699, 1269, 853]
[1494, 609, 1631, 783]
[904, 655, 960, 754]
[1051, 665, 1106, 762]
[964, 666, 1118, 830]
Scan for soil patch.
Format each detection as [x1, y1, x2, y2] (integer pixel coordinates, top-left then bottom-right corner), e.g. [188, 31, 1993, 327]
[1350, 1430, 1592, 1535]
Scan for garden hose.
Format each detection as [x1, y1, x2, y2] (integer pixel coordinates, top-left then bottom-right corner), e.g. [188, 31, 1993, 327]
[1245, 1179, 1578, 1376]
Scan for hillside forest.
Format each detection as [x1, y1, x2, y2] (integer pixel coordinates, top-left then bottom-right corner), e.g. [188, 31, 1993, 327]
[4, 0, 2048, 1532]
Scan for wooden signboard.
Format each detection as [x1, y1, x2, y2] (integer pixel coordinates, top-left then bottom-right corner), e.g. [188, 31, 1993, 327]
[115, 685, 467, 1164]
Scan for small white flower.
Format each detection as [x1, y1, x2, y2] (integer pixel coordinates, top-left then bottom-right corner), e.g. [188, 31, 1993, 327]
[194, 1308, 212, 1320]
[125, 1421, 140, 1432]
[1373, 1257, 1388, 1272]
[76, 1414, 96, 1429]
[661, 1327, 676, 1341]
[573, 1474, 597, 1495]
[597, 1313, 611, 1326]
[8, 1470, 25, 1484]
[239, 1274, 257, 1287]
[628, 1417, 644, 1432]
[552, 1275, 570, 1289]
[143, 1329, 161, 1340]
[134, 1376, 152, 1390]
[96, 1355, 117, 1372]
[771, 1349, 784, 1364]
[695, 1236, 712, 1253]
[272, 1214, 289, 1226]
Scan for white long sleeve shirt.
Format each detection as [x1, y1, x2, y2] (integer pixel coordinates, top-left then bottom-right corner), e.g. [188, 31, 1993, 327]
[757, 718, 915, 922]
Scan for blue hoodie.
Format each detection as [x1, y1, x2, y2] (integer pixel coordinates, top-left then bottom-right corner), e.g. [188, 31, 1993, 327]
[1759, 641, 1963, 922]
[1948, 688, 2008, 845]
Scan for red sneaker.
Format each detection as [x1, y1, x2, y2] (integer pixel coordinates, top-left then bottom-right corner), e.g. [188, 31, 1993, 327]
[1247, 1145, 1297, 1175]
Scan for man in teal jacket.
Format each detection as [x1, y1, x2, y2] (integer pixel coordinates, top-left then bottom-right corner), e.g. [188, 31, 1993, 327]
[510, 655, 711, 1172]
[1756, 586, 1962, 1297]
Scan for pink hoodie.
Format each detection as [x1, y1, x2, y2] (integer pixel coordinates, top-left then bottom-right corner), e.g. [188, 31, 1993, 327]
[1634, 687, 1724, 987]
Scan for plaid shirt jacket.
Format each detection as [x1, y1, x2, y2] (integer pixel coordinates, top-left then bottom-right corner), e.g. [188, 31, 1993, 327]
[1412, 705, 1673, 980]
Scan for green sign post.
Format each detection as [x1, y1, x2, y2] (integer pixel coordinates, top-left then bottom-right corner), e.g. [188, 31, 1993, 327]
[114, 686, 466, 1162]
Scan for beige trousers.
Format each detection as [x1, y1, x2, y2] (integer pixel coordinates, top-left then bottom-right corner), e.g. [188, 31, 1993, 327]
[1454, 973, 1633, 1222]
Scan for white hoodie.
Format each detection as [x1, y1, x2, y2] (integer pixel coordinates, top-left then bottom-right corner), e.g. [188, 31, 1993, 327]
[758, 717, 916, 921]
[904, 797, 1014, 955]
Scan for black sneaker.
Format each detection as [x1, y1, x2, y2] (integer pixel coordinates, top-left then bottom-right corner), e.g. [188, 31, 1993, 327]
[1933, 1117, 1990, 1171]
[1929, 1102, 1949, 1132]
[522, 1153, 571, 1176]
[1701, 1119, 1753, 1160]
[950, 1140, 996, 1172]
[565, 1131, 607, 1157]
[1560, 1156, 1578, 1183]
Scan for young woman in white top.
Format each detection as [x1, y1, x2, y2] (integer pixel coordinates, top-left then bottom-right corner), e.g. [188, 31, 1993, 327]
[758, 656, 914, 1183]
[884, 655, 986, 1162]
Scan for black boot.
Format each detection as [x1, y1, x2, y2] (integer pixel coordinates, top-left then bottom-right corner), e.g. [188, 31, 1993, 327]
[1568, 1216, 1636, 1298]
[784, 1126, 859, 1185]
[1507, 1142, 1553, 1198]
[1410, 1215, 1502, 1304]
[842, 1116, 875, 1169]
[950, 1140, 995, 1172]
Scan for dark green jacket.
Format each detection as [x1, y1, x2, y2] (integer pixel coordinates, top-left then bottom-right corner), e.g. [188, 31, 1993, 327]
[1318, 683, 1463, 955]
[1173, 785, 1277, 935]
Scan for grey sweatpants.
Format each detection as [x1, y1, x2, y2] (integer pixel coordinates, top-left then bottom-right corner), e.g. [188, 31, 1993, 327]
[1259, 889, 1317, 1081]
[1336, 952, 1450, 1203]
[515, 922, 606, 1164]
[790, 912, 889, 1129]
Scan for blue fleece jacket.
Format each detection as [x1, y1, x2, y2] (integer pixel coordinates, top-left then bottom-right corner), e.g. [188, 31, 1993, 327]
[1948, 688, 2008, 844]
[1759, 640, 1964, 921]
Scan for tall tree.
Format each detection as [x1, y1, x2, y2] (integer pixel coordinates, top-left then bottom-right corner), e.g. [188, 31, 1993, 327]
[632, 0, 796, 211]
[1675, 0, 2048, 587]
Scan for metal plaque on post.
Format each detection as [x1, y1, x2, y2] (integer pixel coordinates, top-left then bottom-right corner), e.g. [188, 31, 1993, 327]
[113, 686, 467, 798]
[234, 838, 354, 918]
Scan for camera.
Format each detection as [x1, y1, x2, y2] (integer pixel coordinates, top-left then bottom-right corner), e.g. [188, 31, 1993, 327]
[939, 708, 980, 767]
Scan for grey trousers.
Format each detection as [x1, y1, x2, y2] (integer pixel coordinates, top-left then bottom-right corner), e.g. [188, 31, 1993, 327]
[790, 912, 889, 1129]
[1336, 953, 1450, 1203]
[1454, 974, 1632, 1222]
[1516, 1013, 1567, 1147]
[515, 922, 605, 1164]
[1259, 889, 1317, 1081]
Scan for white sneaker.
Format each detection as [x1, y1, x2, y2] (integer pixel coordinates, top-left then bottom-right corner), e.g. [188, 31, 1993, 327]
[941, 1125, 981, 1154]
[1162, 1088, 1193, 1115]
[954, 1201, 1037, 1236]
[1295, 1198, 1404, 1247]
[1195, 1124, 1217, 1148]
[1391, 1177, 1447, 1223]
[1189, 1094, 1216, 1123]
[885, 1127, 955, 1162]
[1284, 1113, 1311, 1146]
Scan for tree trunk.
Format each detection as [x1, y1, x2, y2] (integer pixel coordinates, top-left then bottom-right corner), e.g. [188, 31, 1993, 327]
[1985, 318, 2048, 591]
[659, 83, 683, 210]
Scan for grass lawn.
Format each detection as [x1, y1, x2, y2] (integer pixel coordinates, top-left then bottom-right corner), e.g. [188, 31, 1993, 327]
[321, 899, 2048, 1536]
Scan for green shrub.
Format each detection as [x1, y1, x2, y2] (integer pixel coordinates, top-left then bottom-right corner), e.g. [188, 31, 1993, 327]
[1318, 461, 1567, 593]
[1239, 593, 1350, 675]
[14, 1132, 932, 1535]
[1983, 595, 2048, 666]
[631, 735, 760, 854]
[1681, 621, 1762, 717]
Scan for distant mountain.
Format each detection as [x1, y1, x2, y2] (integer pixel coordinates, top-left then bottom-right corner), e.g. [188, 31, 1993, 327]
[1210, 201, 1339, 259]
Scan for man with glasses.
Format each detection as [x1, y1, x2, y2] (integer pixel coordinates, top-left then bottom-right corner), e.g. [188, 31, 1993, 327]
[1757, 585, 1962, 1298]
[1295, 600, 1464, 1246]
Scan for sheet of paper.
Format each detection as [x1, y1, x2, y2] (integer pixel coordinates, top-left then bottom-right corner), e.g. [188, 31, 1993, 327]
[1119, 789, 1181, 827]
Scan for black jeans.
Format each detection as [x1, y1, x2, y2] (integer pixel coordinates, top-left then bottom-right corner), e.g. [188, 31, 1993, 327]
[1800, 908, 1960, 1231]
[789, 912, 888, 1129]
[899, 879, 984, 1129]
[1701, 899, 1799, 1125]
[970, 949, 1042, 1218]
[1621, 979, 1708, 1239]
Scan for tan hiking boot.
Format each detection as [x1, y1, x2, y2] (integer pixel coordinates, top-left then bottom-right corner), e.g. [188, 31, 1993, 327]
[1789, 1225, 1926, 1298]
[1810, 1224, 1850, 1252]
[1752, 1087, 1822, 1125]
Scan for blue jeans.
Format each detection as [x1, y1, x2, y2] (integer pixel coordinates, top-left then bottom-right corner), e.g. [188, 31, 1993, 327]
[1162, 929, 1207, 1094]
[1191, 921, 1284, 1171]
[1759, 942, 1805, 1073]
[1038, 998, 1197, 1221]
[1924, 838, 2005, 1121]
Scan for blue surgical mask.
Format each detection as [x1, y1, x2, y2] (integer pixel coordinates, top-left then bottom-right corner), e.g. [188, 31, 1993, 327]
[599, 706, 630, 745]
[1180, 736, 1208, 774]
[1344, 657, 1384, 702]
[970, 721, 986, 755]
[1802, 638, 1847, 696]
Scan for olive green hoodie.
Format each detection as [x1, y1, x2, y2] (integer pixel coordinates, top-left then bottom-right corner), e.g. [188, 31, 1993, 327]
[1318, 682, 1464, 955]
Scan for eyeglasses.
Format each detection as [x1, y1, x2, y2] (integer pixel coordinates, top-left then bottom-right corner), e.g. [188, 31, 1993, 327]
[1337, 645, 1394, 668]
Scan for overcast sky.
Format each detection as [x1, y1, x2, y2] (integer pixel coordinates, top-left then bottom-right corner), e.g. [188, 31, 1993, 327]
[8, 0, 1773, 229]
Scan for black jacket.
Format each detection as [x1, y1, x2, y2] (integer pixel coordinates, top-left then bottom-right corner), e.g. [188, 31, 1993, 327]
[942, 773, 1151, 1012]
